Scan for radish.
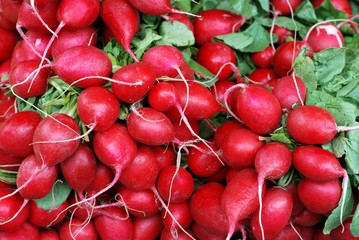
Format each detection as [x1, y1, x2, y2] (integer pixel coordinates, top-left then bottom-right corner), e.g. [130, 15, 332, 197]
[196, 41, 237, 81]
[291, 208, 323, 227]
[305, 23, 344, 53]
[0, 221, 40, 240]
[0, 149, 23, 171]
[211, 79, 236, 107]
[272, 224, 302, 240]
[148, 82, 177, 112]
[100, 0, 140, 62]
[112, 62, 156, 103]
[250, 187, 294, 240]
[161, 201, 193, 232]
[171, 119, 200, 143]
[0, 88, 16, 124]
[272, 25, 294, 45]
[161, 228, 195, 240]
[28, 199, 68, 227]
[248, 68, 277, 86]
[286, 182, 306, 216]
[84, 161, 114, 196]
[312, 0, 352, 17]
[39, 229, 60, 240]
[213, 120, 243, 148]
[77, 86, 120, 132]
[271, 0, 302, 15]
[152, 146, 176, 170]
[133, 214, 163, 240]
[126, 107, 175, 146]
[59, 217, 98, 240]
[221, 127, 265, 169]
[0, 111, 42, 157]
[165, 13, 194, 32]
[1, 0, 22, 25]
[251, 46, 275, 68]
[221, 168, 266, 240]
[193, 9, 246, 46]
[191, 222, 227, 240]
[0, 12, 16, 30]
[126, 0, 193, 16]
[0, 27, 19, 63]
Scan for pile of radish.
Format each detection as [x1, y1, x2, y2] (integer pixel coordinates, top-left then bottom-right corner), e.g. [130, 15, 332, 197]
[2, 0, 359, 239]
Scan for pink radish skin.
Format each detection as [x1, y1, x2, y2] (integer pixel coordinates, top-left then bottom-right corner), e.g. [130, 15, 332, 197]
[166, 13, 194, 32]
[286, 105, 337, 144]
[193, 9, 246, 46]
[28, 199, 68, 227]
[230, 84, 282, 135]
[100, 0, 140, 62]
[271, 0, 302, 15]
[0, 12, 16, 30]
[213, 120, 243, 148]
[0, 88, 16, 124]
[161, 228, 195, 240]
[127, 0, 188, 16]
[59, 217, 98, 240]
[272, 224, 302, 240]
[32, 113, 81, 167]
[221, 168, 266, 240]
[305, 23, 344, 53]
[152, 146, 176, 170]
[250, 188, 294, 240]
[133, 214, 163, 240]
[21, 31, 52, 60]
[52, 45, 112, 88]
[60, 143, 97, 192]
[77, 86, 120, 132]
[0, 111, 42, 157]
[221, 127, 265, 169]
[126, 108, 175, 146]
[161, 201, 193, 231]
[0, 221, 39, 240]
[112, 62, 157, 104]
[251, 46, 275, 68]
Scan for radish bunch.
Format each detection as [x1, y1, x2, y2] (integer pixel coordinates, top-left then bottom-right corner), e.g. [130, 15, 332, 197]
[0, 0, 359, 239]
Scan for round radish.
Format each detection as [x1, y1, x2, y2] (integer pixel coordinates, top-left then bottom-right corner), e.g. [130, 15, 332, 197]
[59, 217, 98, 240]
[132, 214, 163, 240]
[152, 146, 176, 170]
[213, 120, 243, 148]
[272, 25, 294, 45]
[312, 0, 352, 17]
[305, 23, 344, 53]
[248, 68, 277, 86]
[166, 13, 194, 32]
[28, 199, 68, 227]
[271, 0, 302, 15]
[291, 208, 323, 227]
[0, 27, 19, 63]
[161, 201, 192, 231]
[0, 221, 40, 240]
[251, 46, 275, 68]
[211, 79, 236, 106]
[148, 82, 177, 112]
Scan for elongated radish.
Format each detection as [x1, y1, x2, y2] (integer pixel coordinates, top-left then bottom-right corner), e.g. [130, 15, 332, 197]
[127, 0, 193, 16]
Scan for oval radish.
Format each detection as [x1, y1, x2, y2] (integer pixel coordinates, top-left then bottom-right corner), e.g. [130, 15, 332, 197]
[127, 0, 190, 16]
[251, 46, 275, 68]
[132, 214, 163, 240]
[161, 201, 192, 231]
[271, 0, 302, 15]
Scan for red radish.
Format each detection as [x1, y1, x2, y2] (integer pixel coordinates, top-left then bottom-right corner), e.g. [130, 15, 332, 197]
[291, 208, 323, 227]
[213, 120, 243, 148]
[273, 40, 312, 77]
[94, 207, 134, 240]
[28, 199, 68, 227]
[286, 105, 337, 144]
[9, 59, 51, 98]
[0, 89, 16, 124]
[152, 146, 176, 170]
[84, 161, 114, 196]
[19, 31, 53, 62]
[77, 86, 120, 132]
[330, 216, 359, 239]
[0, 111, 42, 157]
[0, 221, 40, 240]
[156, 165, 194, 204]
[51, 25, 98, 59]
[250, 187, 293, 240]
[251, 46, 275, 68]
[132, 214, 163, 240]
[0, 59, 11, 78]
[229, 84, 282, 135]
[171, 119, 200, 143]
[191, 222, 227, 240]
[0, 12, 16, 30]
[126, 107, 175, 146]
[0, 149, 23, 171]
[305, 23, 344, 53]
[272, 224, 302, 240]
[293, 145, 346, 182]
[286, 182, 306, 216]
[0, 27, 19, 63]
[297, 178, 342, 215]
[211, 79, 236, 106]
[165, 13, 194, 32]
[39, 229, 60, 240]
[100, 0, 140, 62]
[161, 201, 192, 231]
[312, 0, 352, 17]
[196, 41, 236, 81]
[119, 186, 161, 218]
[1, 0, 22, 24]
[60, 143, 97, 192]
[148, 82, 177, 112]
[32, 113, 81, 167]
[271, 0, 303, 15]
[193, 9, 246, 46]
[160, 228, 195, 240]
[272, 25, 294, 45]
[221, 127, 265, 169]
[127, 0, 192, 16]
[221, 168, 266, 240]
[51, 45, 112, 88]
[248, 68, 277, 86]
[187, 141, 223, 178]
[272, 75, 307, 110]
[0, 187, 30, 232]
[112, 62, 157, 103]
[59, 217, 98, 240]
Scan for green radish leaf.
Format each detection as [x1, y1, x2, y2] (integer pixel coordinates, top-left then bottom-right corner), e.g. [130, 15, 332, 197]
[351, 202, 359, 236]
[156, 21, 195, 47]
[240, 21, 272, 52]
[0, 169, 17, 185]
[315, 0, 349, 20]
[132, 27, 162, 59]
[323, 177, 354, 234]
[293, 48, 317, 93]
[294, 0, 318, 24]
[257, 0, 269, 12]
[215, 32, 253, 51]
[187, 59, 217, 87]
[34, 180, 72, 210]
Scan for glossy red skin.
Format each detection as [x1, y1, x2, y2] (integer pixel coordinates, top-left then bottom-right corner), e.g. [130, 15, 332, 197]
[95, 207, 133, 240]
[93, 123, 137, 170]
[17, 0, 60, 33]
[119, 145, 159, 191]
[127, 107, 175, 146]
[112, 62, 156, 104]
[101, 0, 140, 60]
[167, 13, 194, 32]
[39, 229, 60, 240]
[1, 0, 22, 24]
[77, 86, 120, 132]
[127, 0, 179, 15]
[272, 25, 294, 45]
[57, 0, 99, 29]
[272, 75, 307, 110]
[160, 228, 195, 240]
[272, 224, 302, 240]
[291, 208, 323, 227]
[248, 68, 277, 85]
[0, 59, 11, 78]
[208, 165, 230, 183]
[211, 79, 236, 106]
[285, 182, 306, 216]
[193, 9, 246, 46]
[214, 120, 243, 148]
[231, 85, 282, 135]
[67, 192, 101, 220]
[171, 118, 200, 142]
[162, 201, 192, 230]
[59, 217, 98, 240]
[298, 178, 342, 215]
[51, 25, 98, 59]
[32, 113, 81, 167]
[0, 28, 19, 63]
[157, 166, 194, 204]
[273, 41, 312, 77]
[271, 0, 302, 15]
[16, 154, 59, 199]
[293, 145, 344, 182]
[22, 31, 52, 59]
[330, 217, 359, 239]
[0, 149, 23, 171]
[197, 41, 236, 81]
[251, 188, 293, 240]
[0, 221, 39, 240]
[306, 23, 344, 53]
[132, 214, 163, 240]
[52, 45, 112, 88]
[0, 111, 42, 157]
[84, 161, 114, 195]
[286, 105, 337, 145]
[312, 0, 352, 17]
[28, 199, 68, 227]
[148, 81, 177, 112]
[152, 146, 176, 170]
[0, 12, 16, 30]
[251, 46, 275, 68]
[190, 182, 236, 235]
[0, 188, 30, 232]
[60, 143, 97, 191]
[119, 186, 161, 217]
[221, 127, 265, 169]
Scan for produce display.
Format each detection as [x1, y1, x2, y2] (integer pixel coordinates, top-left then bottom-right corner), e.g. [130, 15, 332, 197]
[1, 0, 359, 239]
